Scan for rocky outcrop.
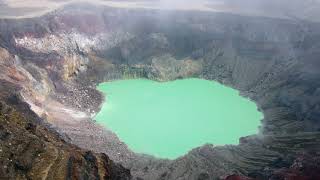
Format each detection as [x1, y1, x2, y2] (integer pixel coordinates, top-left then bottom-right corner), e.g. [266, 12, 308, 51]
[0, 2, 320, 180]
[0, 80, 131, 179]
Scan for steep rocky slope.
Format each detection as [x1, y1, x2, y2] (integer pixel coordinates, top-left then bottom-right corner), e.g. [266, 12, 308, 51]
[1, 3, 320, 179]
[0, 52, 131, 179]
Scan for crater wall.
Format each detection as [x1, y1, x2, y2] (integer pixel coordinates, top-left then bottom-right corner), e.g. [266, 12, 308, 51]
[0, 3, 320, 179]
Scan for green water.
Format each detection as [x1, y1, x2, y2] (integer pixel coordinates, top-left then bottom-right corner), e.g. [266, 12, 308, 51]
[95, 78, 262, 159]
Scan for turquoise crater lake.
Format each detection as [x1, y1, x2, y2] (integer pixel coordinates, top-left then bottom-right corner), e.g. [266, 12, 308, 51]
[95, 78, 262, 159]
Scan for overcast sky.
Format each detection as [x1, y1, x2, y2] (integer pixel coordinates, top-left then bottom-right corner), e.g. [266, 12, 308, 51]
[1, 0, 320, 22]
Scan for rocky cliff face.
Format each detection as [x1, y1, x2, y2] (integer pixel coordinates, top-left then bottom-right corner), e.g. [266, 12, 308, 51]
[0, 82, 131, 180]
[0, 3, 320, 180]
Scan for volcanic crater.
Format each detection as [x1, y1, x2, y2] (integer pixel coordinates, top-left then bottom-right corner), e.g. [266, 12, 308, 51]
[0, 3, 320, 180]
